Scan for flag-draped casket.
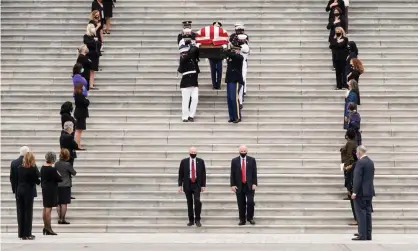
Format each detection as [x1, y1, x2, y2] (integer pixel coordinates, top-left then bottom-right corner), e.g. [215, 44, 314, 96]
[196, 25, 229, 58]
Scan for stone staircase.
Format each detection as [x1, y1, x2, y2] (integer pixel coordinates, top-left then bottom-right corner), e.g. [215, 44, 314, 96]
[1, 0, 418, 233]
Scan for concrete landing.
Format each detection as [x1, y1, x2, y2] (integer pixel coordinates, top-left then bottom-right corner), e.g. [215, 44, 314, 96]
[1, 234, 418, 251]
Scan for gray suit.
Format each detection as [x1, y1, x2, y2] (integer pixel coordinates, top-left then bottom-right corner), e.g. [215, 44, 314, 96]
[353, 155, 375, 240]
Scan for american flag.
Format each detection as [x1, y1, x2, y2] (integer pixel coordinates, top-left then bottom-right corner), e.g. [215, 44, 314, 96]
[196, 25, 229, 46]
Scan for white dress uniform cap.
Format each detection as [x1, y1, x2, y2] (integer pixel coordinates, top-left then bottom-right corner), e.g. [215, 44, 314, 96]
[240, 44, 250, 54]
[237, 34, 248, 40]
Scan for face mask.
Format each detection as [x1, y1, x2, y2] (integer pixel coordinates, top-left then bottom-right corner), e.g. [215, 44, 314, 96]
[336, 33, 342, 36]
[190, 154, 197, 159]
[80, 68, 84, 73]
[240, 153, 247, 158]
[334, 13, 340, 16]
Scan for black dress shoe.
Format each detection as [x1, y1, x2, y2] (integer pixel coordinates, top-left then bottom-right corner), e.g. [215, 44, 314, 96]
[352, 237, 367, 241]
[233, 119, 241, 123]
[183, 119, 189, 122]
[239, 104, 243, 110]
[71, 196, 76, 199]
[248, 219, 255, 225]
[238, 221, 246, 226]
[228, 119, 233, 123]
[195, 221, 202, 227]
[353, 233, 359, 236]
[187, 222, 194, 226]
[188, 117, 194, 122]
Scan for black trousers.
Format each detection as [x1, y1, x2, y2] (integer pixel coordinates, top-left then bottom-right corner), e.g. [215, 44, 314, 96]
[184, 183, 202, 223]
[345, 7, 349, 33]
[236, 183, 255, 221]
[16, 193, 34, 238]
[354, 197, 373, 239]
[350, 196, 357, 221]
[335, 59, 347, 89]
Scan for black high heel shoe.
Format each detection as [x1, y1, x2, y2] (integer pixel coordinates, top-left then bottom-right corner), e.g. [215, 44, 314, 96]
[43, 228, 57, 235]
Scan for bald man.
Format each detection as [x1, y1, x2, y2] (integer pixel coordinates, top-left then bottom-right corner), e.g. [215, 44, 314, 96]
[230, 145, 258, 225]
[178, 147, 207, 227]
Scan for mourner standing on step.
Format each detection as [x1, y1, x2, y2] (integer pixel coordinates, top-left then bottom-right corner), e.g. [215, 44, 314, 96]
[327, 8, 346, 70]
[326, 0, 346, 21]
[91, 0, 105, 50]
[177, 21, 196, 45]
[208, 22, 224, 90]
[73, 83, 90, 149]
[178, 44, 199, 122]
[178, 147, 206, 227]
[329, 27, 348, 90]
[102, 0, 115, 34]
[344, 80, 360, 129]
[351, 145, 375, 241]
[76, 44, 93, 90]
[60, 121, 79, 166]
[84, 23, 101, 89]
[346, 103, 362, 146]
[224, 45, 244, 123]
[230, 145, 258, 226]
[15, 152, 40, 240]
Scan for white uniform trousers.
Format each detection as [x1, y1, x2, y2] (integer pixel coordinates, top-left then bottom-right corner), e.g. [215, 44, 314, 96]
[181, 87, 199, 120]
[238, 57, 248, 105]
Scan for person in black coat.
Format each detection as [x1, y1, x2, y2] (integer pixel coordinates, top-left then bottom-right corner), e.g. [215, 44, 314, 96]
[326, 0, 346, 20]
[346, 41, 358, 74]
[60, 121, 79, 166]
[84, 23, 101, 88]
[103, 0, 116, 34]
[230, 145, 258, 225]
[76, 44, 94, 90]
[41, 152, 62, 236]
[73, 83, 90, 150]
[329, 27, 348, 90]
[91, 0, 104, 44]
[178, 147, 206, 227]
[60, 101, 76, 136]
[15, 152, 40, 240]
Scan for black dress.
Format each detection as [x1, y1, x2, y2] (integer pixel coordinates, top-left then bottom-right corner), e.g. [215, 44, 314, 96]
[77, 54, 92, 85]
[83, 34, 100, 71]
[348, 67, 361, 83]
[60, 130, 79, 165]
[41, 165, 62, 208]
[89, 20, 103, 43]
[103, 0, 115, 18]
[91, 0, 105, 26]
[74, 93, 90, 130]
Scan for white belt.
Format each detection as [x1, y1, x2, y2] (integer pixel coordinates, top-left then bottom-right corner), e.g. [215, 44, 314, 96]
[183, 71, 196, 76]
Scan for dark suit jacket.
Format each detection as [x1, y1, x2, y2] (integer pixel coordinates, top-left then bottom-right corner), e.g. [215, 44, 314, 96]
[353, 156, 375, 199]
[74, 93, 90, 119]
[178, 157, 206, 190]
[10, 156, 39, 197]
[60, 130, 78, 161]
[230, 156, 258, 190]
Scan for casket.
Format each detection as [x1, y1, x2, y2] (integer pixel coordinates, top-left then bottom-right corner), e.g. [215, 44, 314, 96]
[196, 25, 229, 59]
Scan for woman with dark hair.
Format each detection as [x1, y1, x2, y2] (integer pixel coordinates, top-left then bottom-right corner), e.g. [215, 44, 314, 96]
[326, 0, 345, 20]
[103, 0, 116, 34]
[341, 129, 358, 225]
[344, 79, 360, 129]
[56, 148, 77, 225]
[60, 101, 76, 136]
[72, 63, 88, 97]
[16, 152, 40, 240]
[327, 7, 346, 44]
[41, 152, 62, 235]
[347, 103, 362, 145]
[347, 58, 364, 83]
[329, 27, 348, 89]
[74, 83, 90, 150]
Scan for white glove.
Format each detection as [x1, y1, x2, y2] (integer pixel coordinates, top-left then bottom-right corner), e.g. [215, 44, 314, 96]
[222, 44, 228, 49]
[94, 37, 98, 41]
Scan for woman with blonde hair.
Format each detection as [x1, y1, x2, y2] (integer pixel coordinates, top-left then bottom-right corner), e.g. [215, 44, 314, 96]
[329, 27, 348, 90]
[88, 10, 103, 44]
[83, 23, 101, 89]
[76, 44, 96, 90]
[16, 152, 40, 240]
[347, 58, 364, 83]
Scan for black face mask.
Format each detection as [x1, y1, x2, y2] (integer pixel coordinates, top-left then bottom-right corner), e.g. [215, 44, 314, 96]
[240, 153, 247, 158]
[334, 13, 340, 16]
[190, 154, 197, 159]
[336, 33, 342, 36]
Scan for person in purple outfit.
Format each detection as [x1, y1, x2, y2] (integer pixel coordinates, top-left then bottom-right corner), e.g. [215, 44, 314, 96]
[347, 103, 362, 146]
[344, 79, 360, 129]
[72, 63, 88, 97]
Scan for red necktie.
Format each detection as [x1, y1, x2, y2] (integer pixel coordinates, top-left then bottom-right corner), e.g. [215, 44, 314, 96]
[191, 159, 196, 183]
[241, 158, 246, 183]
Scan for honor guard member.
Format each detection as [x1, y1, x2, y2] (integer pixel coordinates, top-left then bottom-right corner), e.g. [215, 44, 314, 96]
[224, 45, 244, 123]
[178, 44, 199, 122]
[229, 23, 250, 47]
[208, 21, 224, 90]
[177, 21, 196, 45]
[237, 34, 250, 109]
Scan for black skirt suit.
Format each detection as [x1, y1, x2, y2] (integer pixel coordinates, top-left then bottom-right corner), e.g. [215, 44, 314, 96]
[41, 165, 63, 208]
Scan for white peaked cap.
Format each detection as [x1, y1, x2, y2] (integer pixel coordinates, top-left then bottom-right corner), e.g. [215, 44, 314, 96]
[240, 44, 250, 54]
[183, 28, 192, 34]
[237, 34, 247, 40]
[235, 22, 244, 27]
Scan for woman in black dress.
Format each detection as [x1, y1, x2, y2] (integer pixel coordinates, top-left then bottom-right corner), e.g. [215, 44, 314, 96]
[347, 58, 364, 83]
[41, 152, 62, 235]
[16, 152, 40, 240]
[76, 44, 95, 90]
[84, 23, 101, 89]
[74, 83, 90, 150]
[103, 0, 115, 34]
[60, 101, 76, 135]
[56, 149, 77, 225]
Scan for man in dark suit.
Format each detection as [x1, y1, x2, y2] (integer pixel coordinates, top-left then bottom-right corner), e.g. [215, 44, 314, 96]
[10, 146, 39, 238]
[230, 145, 258, 225]
[178, 147, 206, 227]
[351, 145, 375, 241]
